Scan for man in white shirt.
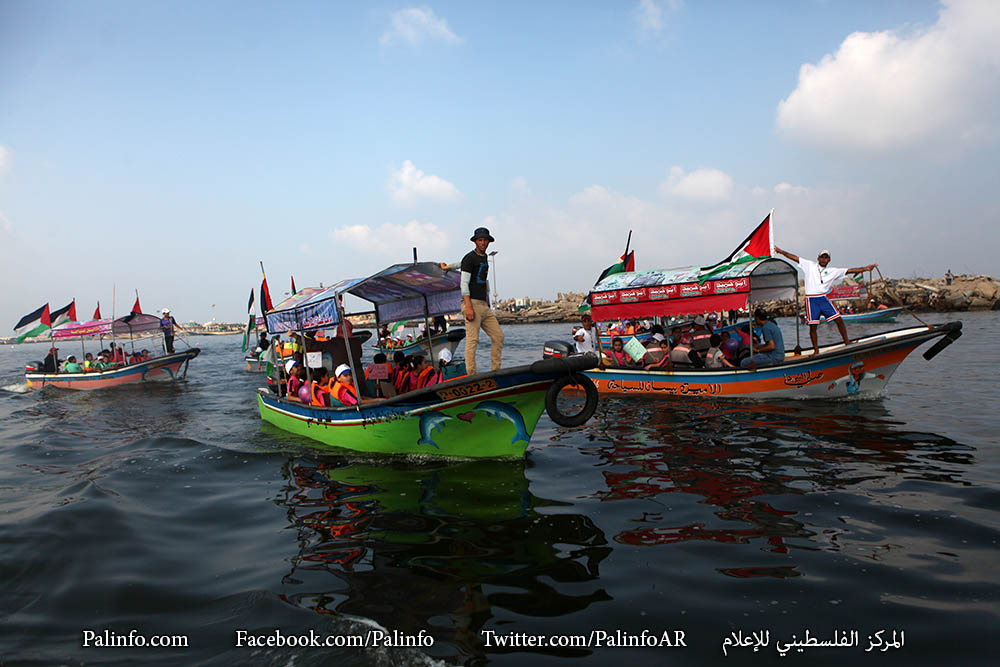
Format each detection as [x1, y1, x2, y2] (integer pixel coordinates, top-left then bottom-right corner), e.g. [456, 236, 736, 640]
[776, 246, 876, 355]
[573, 314, 601, 355]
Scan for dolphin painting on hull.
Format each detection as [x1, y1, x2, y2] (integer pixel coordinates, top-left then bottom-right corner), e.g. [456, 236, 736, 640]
[474, 400, 530, 445]
[417, 411, 452, 449]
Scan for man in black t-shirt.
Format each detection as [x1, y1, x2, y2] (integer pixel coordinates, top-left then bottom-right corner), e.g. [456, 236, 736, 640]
[460, 227, 504, 374]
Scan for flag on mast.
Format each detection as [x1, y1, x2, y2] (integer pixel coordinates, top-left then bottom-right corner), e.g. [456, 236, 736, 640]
[291, 276, 297, 296]
[93, 302, 101, 320]
[131, 295, 142, 314]
[14, 304, 51, 342]
[49, 300, 77, 327]
[699, 210, 774, 282]
[595, 230, 636, 284]
[595, 250, 635, 284]
[260, 263, 273, 313]
[242, 288, 256, 353]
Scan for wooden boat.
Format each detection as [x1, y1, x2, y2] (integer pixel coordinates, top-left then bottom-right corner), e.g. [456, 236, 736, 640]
[585, 322, 960, 399]
[25, 314, 200, 390]
[258, 262, 599, 457]
[579, 256, 961, 399]
[799, 306, 906, 324]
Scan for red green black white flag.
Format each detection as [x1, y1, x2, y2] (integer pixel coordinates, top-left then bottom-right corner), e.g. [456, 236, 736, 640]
[699, 210, 774, 282]
[14, 303, 51, 343]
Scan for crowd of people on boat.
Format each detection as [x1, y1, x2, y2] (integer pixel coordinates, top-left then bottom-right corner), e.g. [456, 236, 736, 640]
[279, 346, 457, 407]
[40, 344, 154, 374]
[575, 307, 785, 371]
[376, 315, 449, 350]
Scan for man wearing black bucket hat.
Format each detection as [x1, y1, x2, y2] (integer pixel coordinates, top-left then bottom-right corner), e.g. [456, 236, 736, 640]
[461, 227, 504, 374]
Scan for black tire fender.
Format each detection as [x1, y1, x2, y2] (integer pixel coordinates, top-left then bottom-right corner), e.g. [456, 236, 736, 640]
[545, 373, 599, 427]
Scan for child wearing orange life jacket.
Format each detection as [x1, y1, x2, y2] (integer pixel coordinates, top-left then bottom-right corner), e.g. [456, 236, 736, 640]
[393, 353, 413, 394]
[308, 367, 332, 407]
[412, 354, 439, 389]
[330, 364, 360, 406]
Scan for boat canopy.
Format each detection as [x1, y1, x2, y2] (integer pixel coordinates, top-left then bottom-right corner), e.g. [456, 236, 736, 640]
[50, 314, 163, 339]
[266, 262, 461, 334]
[589, 257, 798, 320]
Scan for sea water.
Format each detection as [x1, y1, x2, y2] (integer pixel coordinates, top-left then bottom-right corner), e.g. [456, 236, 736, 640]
[1, 312, 997, 665]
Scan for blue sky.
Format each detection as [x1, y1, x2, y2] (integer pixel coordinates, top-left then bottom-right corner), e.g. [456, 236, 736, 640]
[2, 0, 997, 324]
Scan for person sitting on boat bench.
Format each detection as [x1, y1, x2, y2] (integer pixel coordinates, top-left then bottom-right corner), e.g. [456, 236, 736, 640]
[41, 347, 59, 373]
[775, 246, 876, 355]
[305, 367, 331, 406]
[741, 308, 784, 368]
[644, 337, 673, 371]
[329, 364, 380, 406]
[606, 336, 638, 367]
[62, 356, 82, 373]
[705, 334, 733, 368]
[413, 354, 439, 389]
[287, 365, 307, 400]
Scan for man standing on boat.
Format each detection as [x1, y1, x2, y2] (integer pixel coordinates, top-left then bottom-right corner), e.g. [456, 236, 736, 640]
[159, 308, 184, 354]
[774, 247, 876, 355]
[460, 227, 504, 375]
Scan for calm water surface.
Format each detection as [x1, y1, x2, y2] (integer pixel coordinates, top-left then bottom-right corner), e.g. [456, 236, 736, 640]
[1, 313, 997, 665]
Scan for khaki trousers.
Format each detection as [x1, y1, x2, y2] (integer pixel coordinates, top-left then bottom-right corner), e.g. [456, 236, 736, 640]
[465, 299, 504, 375]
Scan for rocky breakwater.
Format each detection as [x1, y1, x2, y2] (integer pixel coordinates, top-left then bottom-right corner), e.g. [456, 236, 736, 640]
[495, 293, 587, 324]
[764, 273, 999, 317]
[878, 274, 999, 311]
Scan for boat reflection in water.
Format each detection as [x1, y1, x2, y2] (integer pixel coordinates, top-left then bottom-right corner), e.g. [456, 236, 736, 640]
[274, 458, 611, 661]
[579, 397, 974, 577]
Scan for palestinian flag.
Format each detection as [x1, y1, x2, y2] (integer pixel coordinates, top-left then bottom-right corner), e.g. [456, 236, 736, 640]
[131, 296, 142, 315]
[290, 276, 297, 296]
[14, 304, 51, 343]
[242, 288, 255, 353]
[699, 210, 773, 282]
[595, 250, 635, 285]
[93, 302, 102, 320]
[49, 300, 77, 327]
[259, 262, 274, 313]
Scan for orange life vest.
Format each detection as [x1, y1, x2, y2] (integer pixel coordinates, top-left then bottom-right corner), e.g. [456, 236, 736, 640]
[417, 366, 438, 388]
[330, 381, 358, 406]
[310, 381, 330, 407]
[393, 367, 412, 393]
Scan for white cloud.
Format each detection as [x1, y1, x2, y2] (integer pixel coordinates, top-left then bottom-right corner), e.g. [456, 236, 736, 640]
[773, 183, 809, 195]
[380, 7, 462, 47]
[511, 176, 531, 197]
[389, 160, 461, 206]
[660, 166, 733, 201]
[0, 212, 11, 233]
[0, 145, 11, 174]
[331, 220, 449, 256]
[634, 0, 682, 39]
[777, 0, 1000, 152]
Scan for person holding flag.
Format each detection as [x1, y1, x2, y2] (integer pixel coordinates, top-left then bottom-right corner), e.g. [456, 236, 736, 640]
[775, 246, 877, 355]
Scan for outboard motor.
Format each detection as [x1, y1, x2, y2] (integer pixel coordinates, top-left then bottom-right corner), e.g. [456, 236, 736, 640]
[542, 340, 574, 359]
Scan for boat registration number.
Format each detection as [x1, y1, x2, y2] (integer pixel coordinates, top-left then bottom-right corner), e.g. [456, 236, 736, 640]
[436, 379, 498, 401]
